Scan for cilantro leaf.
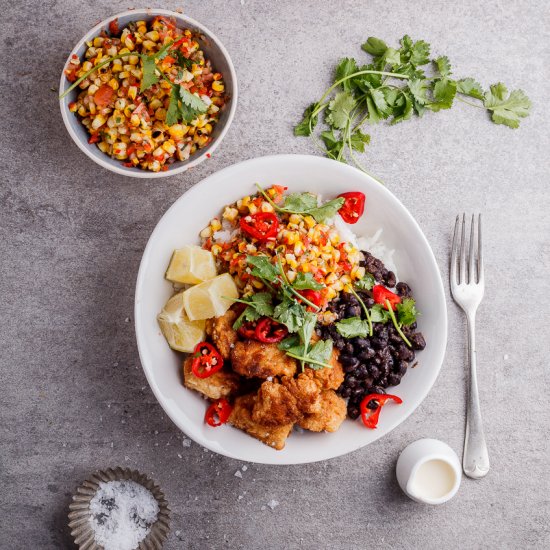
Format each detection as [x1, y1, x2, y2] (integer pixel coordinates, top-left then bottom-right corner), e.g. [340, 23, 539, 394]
[174, 50, 194, 69]
[370, 88, 392, 118]
[370, 304, 391, 323]
[278, 335, 301, 351]
[305, 339, 333, 370]
[382, 47, 401, 67]
[298, 311, 317, 349]
[273, 299, 305, 333]
[428, 78, 457, 112]
[165, 86, 180, 126]
[294, 103, 319, 136]
[396, 297, 419, 326]
[320, 130, 344, 159]
[336, 58, 359, 91]
[232, 292, 274, 330]
[282, 192, 318, 212]
[326, 91, 355, 129]
[355, 273, 375, 290]
[408, 78, 430, 105]
[246, 255, 281, 283]
[293, 272, 323, 291]
[483, 83, 531, 129]
[435, 56, 452, 77]
[179, 88, 208, 113]
[335, 317, 369, 338]
[361, 37, 388, 57]
[307, 197, 345, 222]
[350, 129, 370, 152]
[399, 35, 430, 66]
[391, 91, 413, 124]
[140, 55, 159, 92]
[457, 78, 484, 100]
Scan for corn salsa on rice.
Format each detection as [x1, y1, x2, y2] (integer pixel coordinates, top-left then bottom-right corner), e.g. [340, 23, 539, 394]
[65, 16, 226, 172]
[200, 186, 366, 312]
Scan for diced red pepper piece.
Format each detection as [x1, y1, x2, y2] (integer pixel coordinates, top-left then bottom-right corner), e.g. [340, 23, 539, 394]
[191, 342, 223, 378]
[205, 399, 232, 427]
[239, 212, 279, 242]
[297, 289, 323, 311]
[373, 285, 401, 310]
[108, 19, 120, 36]
[94, 84, 116, 108]
[360, 393, 402, 429]
[338, 192, 366, 224]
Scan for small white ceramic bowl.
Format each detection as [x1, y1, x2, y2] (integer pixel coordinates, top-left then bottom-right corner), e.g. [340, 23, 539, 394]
[134, 154, 448, 465]
[396, 438, 462, 504]
[59, 9, 237, 178]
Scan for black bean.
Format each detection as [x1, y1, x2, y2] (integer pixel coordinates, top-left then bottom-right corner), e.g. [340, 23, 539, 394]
[345, 305, 362, 318]
[396, 360, 408, 376]
[396, 282, 412, 297]
[397, 345, 415, 362]
[357, 365, 369, 378]
[348, 406, 360, 420]
[409, 332, 426, 351]
[340, 386, 352, 398]
[342, 342, 354, 355]
[388, 373, 402, 386]
[347, 376, 358, 388]
[358, 348, 375, 361]
[368, 365, 381, 379]
[385, 271, 397, 288]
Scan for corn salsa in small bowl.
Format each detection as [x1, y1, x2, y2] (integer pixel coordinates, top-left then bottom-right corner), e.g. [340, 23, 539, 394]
[59, 9, 237, 177]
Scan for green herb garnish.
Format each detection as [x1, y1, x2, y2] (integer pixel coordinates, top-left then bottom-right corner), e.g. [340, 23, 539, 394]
[256, 184, 344, 223]
[295, 34, 531, 179]
[335, 317, 370, 339]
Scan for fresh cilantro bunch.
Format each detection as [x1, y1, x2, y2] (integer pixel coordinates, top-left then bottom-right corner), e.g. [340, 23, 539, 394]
[295, 35, 531, 180]
[60, 40, 208, 126]
[231, 255, 334, 370]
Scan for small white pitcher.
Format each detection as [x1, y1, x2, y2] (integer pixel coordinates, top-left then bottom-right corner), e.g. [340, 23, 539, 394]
[396, 438, 462, 505]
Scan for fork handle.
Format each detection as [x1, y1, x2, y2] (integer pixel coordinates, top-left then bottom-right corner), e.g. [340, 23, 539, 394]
[463, 311, 490, 478]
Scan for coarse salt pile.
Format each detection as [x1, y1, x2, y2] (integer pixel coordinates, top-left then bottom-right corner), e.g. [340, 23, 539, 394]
[89, 480, 159, 550]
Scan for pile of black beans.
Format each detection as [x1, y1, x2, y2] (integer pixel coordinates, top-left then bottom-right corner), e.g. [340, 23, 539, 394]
[316, 251, 426, 420]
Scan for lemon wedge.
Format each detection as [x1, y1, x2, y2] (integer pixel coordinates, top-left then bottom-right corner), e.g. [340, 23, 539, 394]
[157, 291, 206, 352]
[183, 273, 239, 321]
[165, 245, 217, 285]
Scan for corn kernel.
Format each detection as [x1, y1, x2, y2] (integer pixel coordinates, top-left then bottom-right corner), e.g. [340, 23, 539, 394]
[142, 39, 156, 50]
[223, 207, 239, 222]
[260, 202, 274, 212]
[113, 142, 127, 159]
[145, 30, 160, 41]
[210, 218, 222, 231]
[128, 54, 140, 65]
[128, 86, 138, 100]
[168, 124, 187, 140]
[160, 80, 172, 89]
[154, 107, 166, 121]
[93, 36, 104, 47]
[108, 78, 119, 91]
[251, 279, 264, 289]
[130, 114, 140, 127]
[212, 81, 224, 93]
[211, 244, 222, 256]
[98, 141, 110, 153]
[124, 37, 135, 50]
[91, 114, 106, 130]
[162, 140, 176, 154]
[304, 215, 316, 228]
[200, 226, 212, 239]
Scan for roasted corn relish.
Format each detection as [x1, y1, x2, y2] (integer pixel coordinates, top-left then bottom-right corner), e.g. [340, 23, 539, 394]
[201, 186, 365, 303]
[65, 16, 226, 172]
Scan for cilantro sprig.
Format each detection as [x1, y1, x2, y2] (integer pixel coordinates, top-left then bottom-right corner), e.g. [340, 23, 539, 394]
[295, 35, 531, 180]
[60, 39, 207, 126]
[255, 184, 344, 223]
[234, 254, 333, 370]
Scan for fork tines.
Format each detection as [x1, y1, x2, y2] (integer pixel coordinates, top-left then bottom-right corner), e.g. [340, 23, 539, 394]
[451, 214, 484, 286]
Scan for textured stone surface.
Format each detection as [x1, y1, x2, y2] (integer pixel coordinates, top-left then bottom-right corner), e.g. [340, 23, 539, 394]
[1, 1, 549, 548]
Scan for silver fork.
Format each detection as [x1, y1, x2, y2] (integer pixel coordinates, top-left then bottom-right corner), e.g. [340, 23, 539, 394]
[450, 214, 490, 479]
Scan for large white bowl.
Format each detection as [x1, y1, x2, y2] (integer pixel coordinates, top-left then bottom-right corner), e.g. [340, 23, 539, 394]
[135, 155, 447, 464]
[59, 9, 237, 178]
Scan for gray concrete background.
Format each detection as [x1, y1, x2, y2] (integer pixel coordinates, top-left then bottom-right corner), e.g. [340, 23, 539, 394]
[1, 1, 549, 548]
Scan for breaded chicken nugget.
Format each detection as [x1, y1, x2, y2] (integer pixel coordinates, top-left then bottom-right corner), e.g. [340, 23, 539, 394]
[183, 356, 240, 400]
[281, 373, 322, 414]
[231, 341, 297, 379]
[205, 308, 239, 360]
[229, 394, 294, 450]
[252, 380, 301, 426]
[298, 390, 347, 432]
[304, 347, 344, 390]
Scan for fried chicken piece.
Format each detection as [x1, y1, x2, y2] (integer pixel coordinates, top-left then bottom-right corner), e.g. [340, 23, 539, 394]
[298, 390, 347, 433]
[182, 357, 240, 400]
[252, 380, 302, 426]
[205, 308, 239, 360]
[229, 394, 294, 450]
[231, 341, 297, 379]
[304, 347, 344, 390]
[282, 373, 322, 414]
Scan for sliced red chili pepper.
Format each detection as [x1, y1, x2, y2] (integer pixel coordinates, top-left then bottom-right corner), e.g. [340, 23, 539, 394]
[338, 192, 366, 224]
[373, 285, 401, 310]
[108, 19, 120, 36]
[297, 289, 323, 311]
[237, 320, 257, 340]
[239, 212, 279, 242]
[360, 393, 402, 429]
[191, 342, 223, 378]
[205, 399, 232, 427]
[88, 133, 100, 144]
[254, 317, 288, 343]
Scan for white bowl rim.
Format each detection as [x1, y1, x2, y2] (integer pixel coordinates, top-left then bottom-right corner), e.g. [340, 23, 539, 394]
[134, 154, 448, 464]
[58, 8, 238, 178]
